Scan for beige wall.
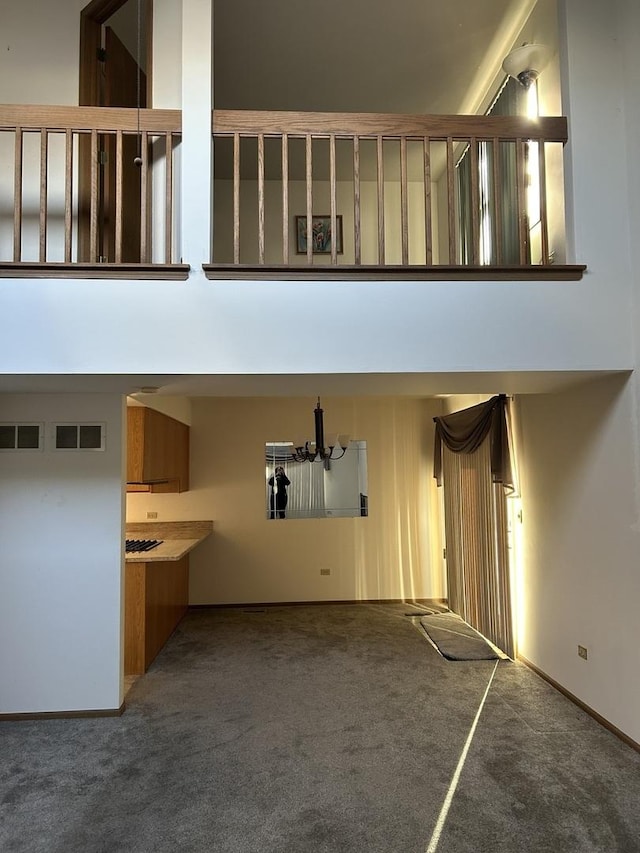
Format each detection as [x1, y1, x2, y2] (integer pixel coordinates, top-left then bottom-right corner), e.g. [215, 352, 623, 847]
[515, 374, 640, 743]
[213, 178, 437, 266]
[127, 396, 445, 605]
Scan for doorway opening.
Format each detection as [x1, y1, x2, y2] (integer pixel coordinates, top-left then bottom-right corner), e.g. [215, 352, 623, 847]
[79, 0, 153, 262]
[436, 395, 518, 658]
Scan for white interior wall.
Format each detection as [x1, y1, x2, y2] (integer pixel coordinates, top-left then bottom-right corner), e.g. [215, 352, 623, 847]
[152, 0, 183, 107]
[516, 376, 640, 743]
[180, 0, 213, 267]
[0, 268, 632, 378]
[0, 0, 182, 107]
[0, 394, 125, 714]
[619, 0, 640, 362]
[516, 0, 640, 748]
[126, 396, 445, 605]
[0, 0, 88, 105]
[1, 0, 635, 381]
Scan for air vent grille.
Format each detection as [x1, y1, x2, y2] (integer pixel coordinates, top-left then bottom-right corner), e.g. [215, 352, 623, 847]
[0, 423, 43, 451]
[53, 423, 105, 451]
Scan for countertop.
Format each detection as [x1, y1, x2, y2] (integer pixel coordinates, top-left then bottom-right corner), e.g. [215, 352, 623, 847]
[125, 520, 213, 563]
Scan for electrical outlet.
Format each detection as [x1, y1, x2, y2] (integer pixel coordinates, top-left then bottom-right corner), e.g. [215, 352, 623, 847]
[578, 645, 588, 660]
[320, 568, 331, 576]
[147, 511, 158, 519]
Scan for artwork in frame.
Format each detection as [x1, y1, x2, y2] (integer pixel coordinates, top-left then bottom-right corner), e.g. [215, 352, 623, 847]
[295, 215, 343, 254]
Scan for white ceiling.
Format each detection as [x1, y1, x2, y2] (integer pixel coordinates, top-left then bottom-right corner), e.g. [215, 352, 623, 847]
[213, 0, 537, 115]
[0, 371, 627, 399]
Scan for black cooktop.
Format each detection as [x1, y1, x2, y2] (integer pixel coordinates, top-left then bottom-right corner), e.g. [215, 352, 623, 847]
[125, 539, 164, 553]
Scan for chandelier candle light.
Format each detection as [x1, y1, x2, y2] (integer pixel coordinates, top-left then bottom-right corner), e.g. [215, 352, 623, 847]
[290, 398, 350, 467]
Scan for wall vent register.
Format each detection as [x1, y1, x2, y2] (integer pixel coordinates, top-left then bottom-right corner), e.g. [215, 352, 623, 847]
[0, 423, 43, 450]
[54, 423, 105, 450]
[125, 539, 164, 553]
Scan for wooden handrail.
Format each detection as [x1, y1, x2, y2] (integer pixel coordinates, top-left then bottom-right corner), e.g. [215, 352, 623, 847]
[213, 109, 567, 143]
[0, 105, 181, 133]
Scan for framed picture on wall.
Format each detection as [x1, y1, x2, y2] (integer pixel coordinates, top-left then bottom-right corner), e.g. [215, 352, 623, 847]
[295, 215, 343, 254]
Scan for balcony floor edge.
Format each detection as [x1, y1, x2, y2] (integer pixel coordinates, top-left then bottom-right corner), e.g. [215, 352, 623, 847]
[203, 264, 587, 282]
[0, 263, 191, 281]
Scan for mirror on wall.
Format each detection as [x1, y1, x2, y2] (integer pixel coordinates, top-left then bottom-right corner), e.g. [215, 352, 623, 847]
[265, 441, 368, 520]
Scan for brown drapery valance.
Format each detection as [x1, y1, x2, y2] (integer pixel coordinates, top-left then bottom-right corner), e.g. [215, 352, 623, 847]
[433, 395, 514, 492]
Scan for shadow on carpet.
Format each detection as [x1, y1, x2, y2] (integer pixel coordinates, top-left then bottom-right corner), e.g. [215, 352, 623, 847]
[419, 612, 502, 660]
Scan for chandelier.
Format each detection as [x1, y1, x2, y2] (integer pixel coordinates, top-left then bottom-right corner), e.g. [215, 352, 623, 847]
[291, 398, 350, 465]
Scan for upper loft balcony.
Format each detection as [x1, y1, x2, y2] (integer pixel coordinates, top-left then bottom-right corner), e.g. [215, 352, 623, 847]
[0, 102, 583, 282]
[0, 0, 585, 283]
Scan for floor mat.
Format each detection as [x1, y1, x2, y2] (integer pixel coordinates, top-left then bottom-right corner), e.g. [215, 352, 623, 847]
[419, 612, 501, 660]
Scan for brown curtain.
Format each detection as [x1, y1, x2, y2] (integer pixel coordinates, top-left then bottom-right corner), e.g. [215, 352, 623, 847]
[434, 395, 515, 658]
[433, 394, 514, 492]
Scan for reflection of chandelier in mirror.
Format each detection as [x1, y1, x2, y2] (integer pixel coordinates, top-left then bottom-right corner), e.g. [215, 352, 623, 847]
[291, 397, 350, 465]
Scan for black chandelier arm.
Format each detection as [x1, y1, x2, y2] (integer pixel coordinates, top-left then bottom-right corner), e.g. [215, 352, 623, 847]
[328, 446, 347, 460]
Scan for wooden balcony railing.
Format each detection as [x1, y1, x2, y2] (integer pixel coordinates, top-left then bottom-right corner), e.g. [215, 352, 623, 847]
[0, 105, 585, 281]
[0, 105, 186, 278]
[209, 109, 585, 280]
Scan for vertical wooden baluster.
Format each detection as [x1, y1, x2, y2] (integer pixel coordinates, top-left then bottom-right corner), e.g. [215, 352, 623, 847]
[446, 136, 456, 264]
[306, 134, 313, 266]
[516, 138, 527, 264]
[281, 133, 289, 263]
[233, 132, 240, 265]
[64, 130, 73, 263]
[377, 135, 385, 265]
[140, 130, 149, 263]
[423, 136, 432, 265]
[470, 137, 480, 265]
[353, 136, 361, 265]
[13, 127, 23, 262]
[90, 129, 99, 262]
[39, 129, 48, 263]
[329, 133, 337, 265]
[538, 141, 549, 264]
[257, 132, 265, 265]
[115, 130, 123, 263]
[165, 132, 173, 264]
[492, 138, 503, 265]
[400, 136, 408, 266]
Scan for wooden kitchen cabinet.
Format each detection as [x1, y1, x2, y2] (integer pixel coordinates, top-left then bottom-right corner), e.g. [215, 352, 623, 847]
[124, 555, 189, 675]
[126, 406, 189, 493]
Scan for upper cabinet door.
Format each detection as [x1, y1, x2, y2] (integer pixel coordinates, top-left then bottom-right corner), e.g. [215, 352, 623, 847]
[127, 407, 190, 492]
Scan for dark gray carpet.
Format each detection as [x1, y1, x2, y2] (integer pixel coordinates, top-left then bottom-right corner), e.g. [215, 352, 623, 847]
[419, 612, 500, 660]
[2, 604, 640, 853]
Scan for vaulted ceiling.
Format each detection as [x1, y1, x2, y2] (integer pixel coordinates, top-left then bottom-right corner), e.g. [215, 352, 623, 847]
[213, 0, 540, 115]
